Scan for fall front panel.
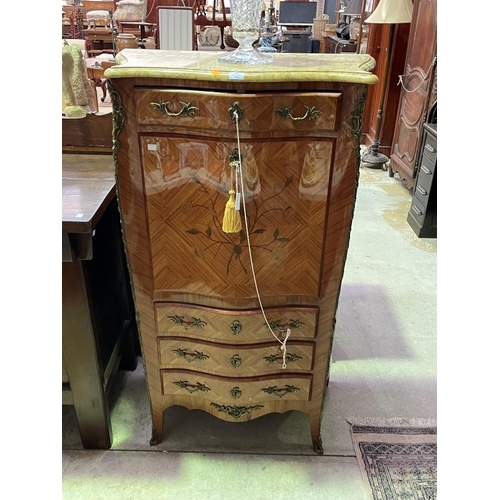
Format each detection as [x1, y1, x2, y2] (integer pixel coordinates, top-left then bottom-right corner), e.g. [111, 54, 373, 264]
[140, 135, 335, 299]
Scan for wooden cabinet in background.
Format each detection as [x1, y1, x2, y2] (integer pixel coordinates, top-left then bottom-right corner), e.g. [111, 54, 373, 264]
[362, 20, 410, 157]
[389, 0, 437, 188]
[106, 50, 377, 454]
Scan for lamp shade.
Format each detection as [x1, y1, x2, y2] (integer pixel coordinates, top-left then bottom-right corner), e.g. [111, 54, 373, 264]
[343, 0, 364, 16]
[365, 0, 413, 24]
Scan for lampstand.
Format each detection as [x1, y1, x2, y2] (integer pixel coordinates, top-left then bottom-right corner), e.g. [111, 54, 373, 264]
[361, 0, 413, 169]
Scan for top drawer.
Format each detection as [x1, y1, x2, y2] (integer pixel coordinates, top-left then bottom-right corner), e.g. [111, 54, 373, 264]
[135, 89, 341, 135]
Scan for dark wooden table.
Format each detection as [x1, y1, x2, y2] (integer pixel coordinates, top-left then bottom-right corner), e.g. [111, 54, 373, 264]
[62, 155, 138, 449]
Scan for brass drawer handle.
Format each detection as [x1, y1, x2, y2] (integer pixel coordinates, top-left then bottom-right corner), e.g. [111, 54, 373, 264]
[274, 105, 323, 121]
[230, 354, 242, 368]
[262, 385, 300, 398]
[172, 348, 209, 362]
[230, 320, 242, 335]
[167, 315, 207, 330]
[268, 319, 305, 333]
[150, 101, 199, 117]
[173, 380, 211, 393]
[264, 353, 302, 364]
[210, 403, 263, 418]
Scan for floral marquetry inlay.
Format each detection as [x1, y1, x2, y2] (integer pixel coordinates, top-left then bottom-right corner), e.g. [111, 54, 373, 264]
[141, 136, 332, 299]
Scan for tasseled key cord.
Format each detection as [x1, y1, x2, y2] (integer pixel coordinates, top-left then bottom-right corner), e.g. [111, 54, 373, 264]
[231, 109, 290, 369]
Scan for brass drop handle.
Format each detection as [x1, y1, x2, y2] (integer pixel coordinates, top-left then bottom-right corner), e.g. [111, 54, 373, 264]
[274, 105, 323, 121]
[173, 380, 211, 393]
[264, 353, 302, 364]
[268, 319, 305, 333]
[262, 385, 300, 398]
[150, 101, 199, 117]
[172, 348, 209, 362]
[167, 315, 207, 330]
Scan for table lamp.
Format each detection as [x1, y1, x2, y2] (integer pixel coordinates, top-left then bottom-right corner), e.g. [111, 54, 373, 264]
[343, 0, 364, 42]
[361, 0, 413, 168]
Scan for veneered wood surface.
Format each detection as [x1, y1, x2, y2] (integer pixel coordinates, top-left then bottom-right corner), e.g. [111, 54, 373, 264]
[62, 154, 115, 233]
[390, 0, 437, 187]
[111, 74, 367, 452]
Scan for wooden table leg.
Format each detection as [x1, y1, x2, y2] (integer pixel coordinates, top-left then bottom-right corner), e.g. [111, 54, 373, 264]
[62, 260, 112, 449]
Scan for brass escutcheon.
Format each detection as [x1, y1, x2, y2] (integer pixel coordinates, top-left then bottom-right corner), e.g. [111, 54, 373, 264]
[230, 320, 242, 335]
[228, 101, 244, 123]
[230, 354, 242, 368]
[230, 387, 242, 399]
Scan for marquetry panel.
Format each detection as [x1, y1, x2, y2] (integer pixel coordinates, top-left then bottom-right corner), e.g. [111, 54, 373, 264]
[155, 304, 319, 341]
[159, 337, 315, 373]
[162, 369, 313, 402]
[135, 89, 341, 135]
[141, 135, 333, 298]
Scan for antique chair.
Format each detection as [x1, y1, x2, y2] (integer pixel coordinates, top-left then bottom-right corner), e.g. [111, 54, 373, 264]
[113, 0, 147, 22]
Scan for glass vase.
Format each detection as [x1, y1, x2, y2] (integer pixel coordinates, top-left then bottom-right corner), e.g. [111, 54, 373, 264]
[219, 0, 272, 65]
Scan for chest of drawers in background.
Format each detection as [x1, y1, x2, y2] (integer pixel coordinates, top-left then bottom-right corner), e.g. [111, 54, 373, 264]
[407, 122, 437, 238]
[106, 50, 377, 453]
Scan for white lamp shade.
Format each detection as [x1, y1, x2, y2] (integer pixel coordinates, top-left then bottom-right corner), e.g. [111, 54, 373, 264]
[365, 0, 413, 24]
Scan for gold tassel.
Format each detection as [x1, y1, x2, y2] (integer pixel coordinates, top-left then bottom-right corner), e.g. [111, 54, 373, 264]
[222, 189, 242, 233]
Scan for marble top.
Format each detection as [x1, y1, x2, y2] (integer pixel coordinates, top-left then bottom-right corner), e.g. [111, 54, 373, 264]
[104, 50, 378, 85]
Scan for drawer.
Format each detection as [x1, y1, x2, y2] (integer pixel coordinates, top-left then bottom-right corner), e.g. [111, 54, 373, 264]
[413, 177, 431, 208]
[418, 153, 436, 180]
[135, 89, 341, 135]
[162, 369, 313, 403]
[421, 132, 437, 163]
[408, 197, 426, 227]
[155, 304, 319, 341]
[158, 337, 315, 373]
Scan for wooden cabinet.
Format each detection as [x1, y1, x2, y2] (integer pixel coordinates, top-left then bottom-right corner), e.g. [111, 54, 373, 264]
[325, 34, 357, 53]
[407, 121, 437, 238]
[389, 0, 437, 188]
[106, 50, 377, 453]
[362, 21, 410, 156]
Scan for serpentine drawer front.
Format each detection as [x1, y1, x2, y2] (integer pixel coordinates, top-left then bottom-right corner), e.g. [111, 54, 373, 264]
[162, 370, 313, 403]
[155, 304, 319, 341]
[135, 89, 341, 136]
[158, 337, 316, 373]
[107, 50, 377, 453]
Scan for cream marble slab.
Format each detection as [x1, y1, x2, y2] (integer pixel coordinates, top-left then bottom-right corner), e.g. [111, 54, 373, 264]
[104, 49, 378, 84]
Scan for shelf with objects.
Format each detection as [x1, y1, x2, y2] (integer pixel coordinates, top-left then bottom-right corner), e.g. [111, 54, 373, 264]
[275, 1, 318, 53]
[323, 0, 371, 54]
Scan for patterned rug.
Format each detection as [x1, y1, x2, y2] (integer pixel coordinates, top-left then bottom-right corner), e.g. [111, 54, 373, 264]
[349, 418, 437, 500]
